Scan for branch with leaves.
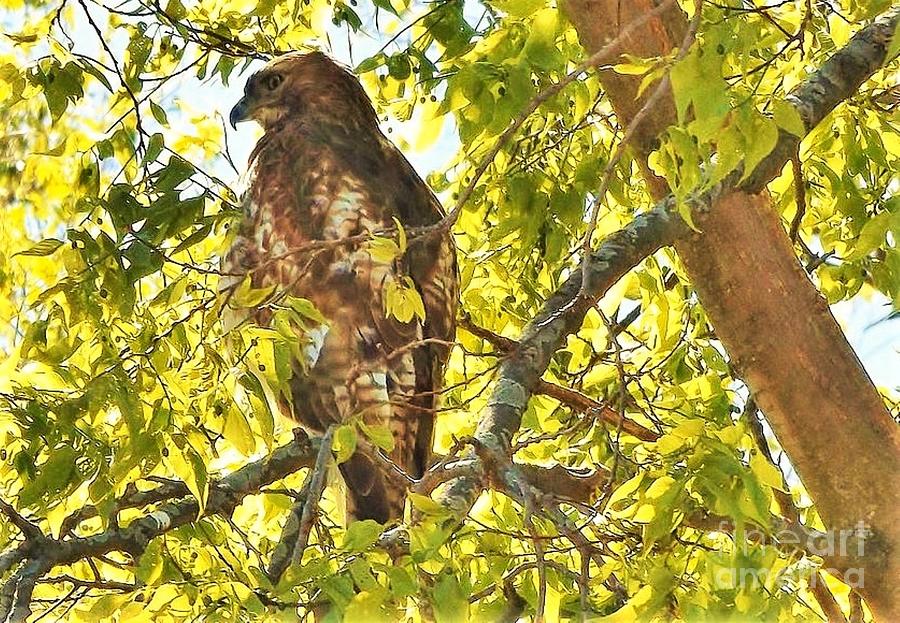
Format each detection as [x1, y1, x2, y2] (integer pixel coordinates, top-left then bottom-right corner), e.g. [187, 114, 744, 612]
[2, 1, 898, 621]
[428, 0, 900, 577]
[0, 433, 318, 622]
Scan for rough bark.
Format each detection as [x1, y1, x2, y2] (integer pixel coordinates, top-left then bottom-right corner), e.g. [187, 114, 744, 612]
[0, 434, 319, 623]
[561, 1, 900, 619]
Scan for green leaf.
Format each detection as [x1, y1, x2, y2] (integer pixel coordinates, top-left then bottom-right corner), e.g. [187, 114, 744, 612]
[150, 100, 169, 126]
[172, 223, 212, 254]
[408, 492, 452, 517]
[750, 452, 786, 492]
[387, 53, 411, 80]
[772, 100, 806, 137]
[78, 57, 113, 92]
[333, 424, 357, 464]
[287, 296, 328, 324]
[126, 30, 153, 79]
[670, 50, 729, 138]
[740, 471, 772, 527]
[371, 0, 399, 15]
[670, 51, 702, 123]
[343, 519, 383, 552]
[18, 446, 78, 507]
[344, 590, 388, 623]
[386, 566, 417, 598]
[14, 238, 64, 257]
[368, 236, 402, 263]
[123, 240, 164, 282]
[847, 211, 890, 260]
[144, 132, 165, 164]
[348, 558, 380, 591]
[358, 421, 395, 453]
[489, 0, 545, 18]
[155, 156, 194, 192]
[165, 0, 188, 19]
[135, 540, 166, 585]
[677, 199, 700, 232]
[41, 61, 84, 122]
[740, 111, 779, 182]
[432, 574, 468, 623]
[523, 8, 561, 70]
[231, 277, 277, 308]
[84, 595, 131, 620]
[355, 53, 388, 74]
[163, 442, 208, 514]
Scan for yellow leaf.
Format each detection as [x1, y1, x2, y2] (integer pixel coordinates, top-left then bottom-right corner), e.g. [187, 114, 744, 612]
[828, 14, 850, 47]
[223, 406, 256, 456]
[368, 236, 402, 263]
[383, 277, 425, 323]
[633, 504, 656, 522]
[163, 443, 208, 514]
[607, 473, 643, 509]
[750, 452, 787, 492]
[715, 423, 745, 446]
[655, 434, 685, 455]
[414, 101, 445, 151]
[612, 62, 652, 76]
[671, 419, 705, 439]
[333, 424, 357, 464]
[231, 276, 277, 308]
[359, 421, 395, 453]
[392, 217, 407, 253]
[645, 476, 675, 499]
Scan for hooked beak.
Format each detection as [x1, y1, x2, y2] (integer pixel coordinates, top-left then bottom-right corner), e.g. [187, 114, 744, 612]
[229, 97, 250, 129]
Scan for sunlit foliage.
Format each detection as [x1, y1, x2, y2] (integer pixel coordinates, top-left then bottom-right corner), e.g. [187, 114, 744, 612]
[0, 0, 897, 621]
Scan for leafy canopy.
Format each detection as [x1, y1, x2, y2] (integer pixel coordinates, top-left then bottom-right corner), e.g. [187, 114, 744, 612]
[0, 0, 897, 621]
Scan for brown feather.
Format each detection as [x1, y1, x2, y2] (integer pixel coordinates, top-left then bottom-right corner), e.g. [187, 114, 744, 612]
[223, 52, 457, 523]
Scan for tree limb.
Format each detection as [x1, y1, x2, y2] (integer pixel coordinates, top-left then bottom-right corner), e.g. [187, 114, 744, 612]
[432, 2, 900, 572]
[0, 433, 318, 623]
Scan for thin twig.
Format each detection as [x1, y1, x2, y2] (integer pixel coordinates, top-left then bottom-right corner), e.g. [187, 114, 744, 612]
[789, 145, 807, 242]
[432, 0, 680, 233]
[0, 500, 44, 542]
[291, 426, 336, 566]
[38, 575, 137, 593]
[580, 0, 704, 296]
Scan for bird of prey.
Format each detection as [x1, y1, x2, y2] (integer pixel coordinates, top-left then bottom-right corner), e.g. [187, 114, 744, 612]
[224, 51, 457, 524]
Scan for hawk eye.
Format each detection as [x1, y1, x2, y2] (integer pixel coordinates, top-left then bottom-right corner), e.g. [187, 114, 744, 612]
[264, 73, 283, 91]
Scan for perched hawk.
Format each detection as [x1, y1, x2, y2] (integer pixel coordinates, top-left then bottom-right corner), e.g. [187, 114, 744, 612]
[225, 52, 457, 523]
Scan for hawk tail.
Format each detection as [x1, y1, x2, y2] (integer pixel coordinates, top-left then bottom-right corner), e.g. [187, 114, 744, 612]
[339, 451, 402, 524]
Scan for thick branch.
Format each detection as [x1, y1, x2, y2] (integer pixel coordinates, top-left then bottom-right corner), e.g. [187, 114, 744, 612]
[434, 3, 900, 575]
[0, 434, 318, 623]
[562, 4, 900, 620]
[55, 435, 318, 564]
[459, 317, 659, 441]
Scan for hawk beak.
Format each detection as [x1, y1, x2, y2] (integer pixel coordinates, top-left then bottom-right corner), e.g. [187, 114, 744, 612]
[229, 97, 249, 129]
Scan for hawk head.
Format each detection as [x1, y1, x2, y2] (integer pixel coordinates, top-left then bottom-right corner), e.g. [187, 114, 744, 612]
[229, 51, 378, 130]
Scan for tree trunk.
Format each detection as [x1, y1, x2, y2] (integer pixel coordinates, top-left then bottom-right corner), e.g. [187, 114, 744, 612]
[561, 1, 900, 619]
